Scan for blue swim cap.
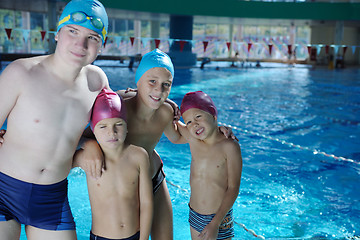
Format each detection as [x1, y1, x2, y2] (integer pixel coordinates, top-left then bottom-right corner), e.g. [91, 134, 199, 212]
[135, 49, 174, 84]
[57, 0, 108, 43]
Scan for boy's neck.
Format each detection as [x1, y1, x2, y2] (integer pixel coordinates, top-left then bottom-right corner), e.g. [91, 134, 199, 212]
[202, 125, 222, 145]
[134, 95, 157, 120]
[102, 143, 126, 162]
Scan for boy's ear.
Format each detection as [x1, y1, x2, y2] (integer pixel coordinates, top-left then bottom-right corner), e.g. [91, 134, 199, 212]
[210, 107, 217, 118]
[54, 31, 59, 41]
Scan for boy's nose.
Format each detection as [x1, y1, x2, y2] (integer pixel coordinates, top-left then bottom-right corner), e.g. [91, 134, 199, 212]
[153, 85, 163, 94]
[192, 121, 199, 127]
[76, 37, 88, 49]
[154, 83, 161, 90]
[108, 129, 117, 136]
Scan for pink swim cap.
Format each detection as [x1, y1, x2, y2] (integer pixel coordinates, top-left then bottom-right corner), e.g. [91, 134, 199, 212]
[180, 91, 217, 117]
[90, 88, 127, 130]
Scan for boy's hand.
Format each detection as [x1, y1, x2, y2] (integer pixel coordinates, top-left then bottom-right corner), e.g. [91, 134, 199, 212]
[198, 221, 219, 240]
[219, 126, 238, 141]
[0, 129, 5, 147]
[173, 105, 181, 123]
[80, 140, 105, 179]
[124, 87, 137, 94]
[116, 88, 137, 99]
[165, 98, 181, 123]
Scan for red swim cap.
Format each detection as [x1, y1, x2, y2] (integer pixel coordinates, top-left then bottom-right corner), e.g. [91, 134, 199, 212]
[180, 91, 217, 117]
[90, 88, 127, 130]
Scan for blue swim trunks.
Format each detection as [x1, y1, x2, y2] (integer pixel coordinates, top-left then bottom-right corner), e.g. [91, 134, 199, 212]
[90, 231, 140, 240]
[0, 171, 76, 231]
[189, 205, 234, 240]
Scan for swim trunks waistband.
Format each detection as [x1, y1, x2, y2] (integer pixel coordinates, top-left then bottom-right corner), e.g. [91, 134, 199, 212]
[0, 171, 76, 231]
[189, 205, 234, 240]
[90, 231, 140, 240]
[152, 163, 165, 194]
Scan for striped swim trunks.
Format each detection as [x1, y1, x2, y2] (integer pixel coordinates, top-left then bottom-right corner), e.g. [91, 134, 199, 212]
[188, 205, 234, 239]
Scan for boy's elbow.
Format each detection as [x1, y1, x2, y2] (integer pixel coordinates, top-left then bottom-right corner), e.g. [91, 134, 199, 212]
[168, 135, 182, 144]
[165, 128, 183, 144]
[167, 128, 187, 144]
[171, 136, 188, 144]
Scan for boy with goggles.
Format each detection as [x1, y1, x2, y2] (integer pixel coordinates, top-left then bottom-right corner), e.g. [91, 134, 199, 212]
[61, 11, 104, 30]
[58, 10, 107, 43]
[57, 0, 108, 43]
[0, 0, 109, 239]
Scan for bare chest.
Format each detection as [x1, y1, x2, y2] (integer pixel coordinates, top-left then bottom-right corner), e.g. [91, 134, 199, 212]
[8, 73, 95, 144]
[190, 145, 227, 176]
[91, 161, 140, 197]
[37, 71, 91, 110]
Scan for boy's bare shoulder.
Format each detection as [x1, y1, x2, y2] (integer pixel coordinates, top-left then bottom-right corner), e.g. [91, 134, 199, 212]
[4, 55, 45, 72]
[83, 64, 106, 78]
[83, 64, 108, 91]
[219, 137, 241, 153]
[127, 144, 149, 162]
[126, 144, 150, 171]
[158, 101, 175, 120]
[162, 100, 175, 113]
[0, 56, 46, 85]
[84, 63, 103, 72]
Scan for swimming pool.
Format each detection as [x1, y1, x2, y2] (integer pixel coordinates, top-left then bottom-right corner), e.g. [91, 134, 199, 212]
[2, 62, 359, 239]
[160, 66, 360, 240]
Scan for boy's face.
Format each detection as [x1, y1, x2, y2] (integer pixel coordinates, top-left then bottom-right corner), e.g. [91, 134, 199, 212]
[55, 24, 102, 67]
[93, 118, 127, 149]
[137, 67, 173, 110]
[182, 108, 217, 140]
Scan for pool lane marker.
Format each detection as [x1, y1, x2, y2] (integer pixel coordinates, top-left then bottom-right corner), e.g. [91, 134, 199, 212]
[308, 96, 360, 108]
[218, 122, 359, 165]
[235, 222, 266, 240]
[301, 112, 360, 126]
[166, 179, 189, 194]
[165, 179, 266, 239]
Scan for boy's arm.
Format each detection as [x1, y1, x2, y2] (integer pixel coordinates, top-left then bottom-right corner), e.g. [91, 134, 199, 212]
[175, 121, 191, 144]
[73, 127, 105, 179]
[116, 88, 137, 99]
[0, 61, 25, 148]
[164, 119, 188, 144]
[164, 97, 181, 122]
[73, 80, 109, 177]
[163, 103, 189, 144]
[138, 149, 153, 240]
[200, 141, 243, 240]
[0, 61, 23, 135]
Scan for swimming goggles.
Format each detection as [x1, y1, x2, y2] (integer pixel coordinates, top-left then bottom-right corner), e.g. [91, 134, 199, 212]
[58, 11, 106, 38]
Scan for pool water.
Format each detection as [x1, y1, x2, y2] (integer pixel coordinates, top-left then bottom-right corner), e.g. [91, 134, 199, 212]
[161, 66, 360, 240]
[2, 62, 359, 239]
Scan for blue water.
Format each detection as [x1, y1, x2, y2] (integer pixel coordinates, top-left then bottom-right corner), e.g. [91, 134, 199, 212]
[1, 62, 360, 239]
